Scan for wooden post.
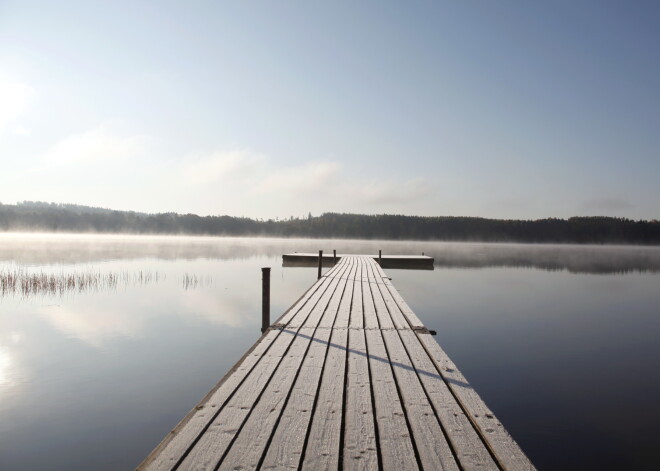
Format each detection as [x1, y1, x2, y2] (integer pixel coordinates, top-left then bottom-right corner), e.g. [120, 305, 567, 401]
[378, 249, 382, 266]
[318, 250, 323, 279]
[333, 249, 337, 264]
[261, 267, 271, 334]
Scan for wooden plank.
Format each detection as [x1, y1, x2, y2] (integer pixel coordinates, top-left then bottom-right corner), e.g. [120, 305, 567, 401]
[170, 330, 294, 471]
[364, 329, 418, 470]
[278, 259, 347, 326]
[330, 257, 355, 330]
[366, 259, 411, 330]
[282, 253, 435, 272]
[360, 258, 380, 331]
[142, 253, 535, 471]
[398, 330, 499, 471]
[367, 259, 459, 471]
[372, 261, 426, 329]
[364, 258, 396, 331]
[380, 330, 459, 471]
[359, 259, 378, 328]
[140, 263, 344, 471]
[373, 257, 527, 469]
[316, 258, 355, 329]
[176, 261, 352, 470]
[342, 260, 379, 470]
[216, 329, 315, 471]
[361, 260, 418, 471]
[284, 254, 434, 260]
[254, 259, 356, 471]
[299, 259, 357, 470]
[137, 329, 281, 471]
[418, 333, 536, 471]
[348, 260, 364, 330]
[286, 259, 350, 328]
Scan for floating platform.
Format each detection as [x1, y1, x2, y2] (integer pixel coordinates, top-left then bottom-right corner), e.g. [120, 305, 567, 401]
[282, 252, 434, 269]
[138, 256, 534, 470]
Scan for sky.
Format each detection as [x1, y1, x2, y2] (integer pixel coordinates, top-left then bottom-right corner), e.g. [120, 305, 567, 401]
[0, 1, 658, 220]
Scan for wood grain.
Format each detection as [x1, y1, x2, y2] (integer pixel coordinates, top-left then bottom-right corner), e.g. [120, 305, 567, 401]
[140, 255, 535, 471]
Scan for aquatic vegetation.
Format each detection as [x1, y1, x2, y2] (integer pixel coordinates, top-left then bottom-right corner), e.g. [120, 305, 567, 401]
[0, 268, 164, 297]
[182, 273, 214, 290]
[0, 267, 216, 298]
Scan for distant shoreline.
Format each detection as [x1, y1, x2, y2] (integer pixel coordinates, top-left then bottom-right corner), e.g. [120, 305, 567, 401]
[2, 231, 660, 249]
[1, 201, 658, 245]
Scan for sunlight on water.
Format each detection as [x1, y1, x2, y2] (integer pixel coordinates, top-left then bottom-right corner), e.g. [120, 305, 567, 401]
[0, 346, 10, 386]
[0, 233, 658, 471]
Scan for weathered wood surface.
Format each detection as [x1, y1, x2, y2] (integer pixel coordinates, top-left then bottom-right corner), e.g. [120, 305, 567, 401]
[138, 256, 534, 471]
[282, 253, 434, 270]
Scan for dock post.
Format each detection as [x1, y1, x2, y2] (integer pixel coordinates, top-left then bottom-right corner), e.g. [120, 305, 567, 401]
[261, 267, 270, 333]
[333, 249, 337, 264]
[318, 250, 323, 279]
[378, 250, 382, 266]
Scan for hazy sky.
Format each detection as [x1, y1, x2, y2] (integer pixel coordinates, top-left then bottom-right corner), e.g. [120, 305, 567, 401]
[1, 1, 658, 219]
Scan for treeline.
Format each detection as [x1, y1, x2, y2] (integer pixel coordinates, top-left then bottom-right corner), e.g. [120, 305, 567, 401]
[1, 201, 659, 244]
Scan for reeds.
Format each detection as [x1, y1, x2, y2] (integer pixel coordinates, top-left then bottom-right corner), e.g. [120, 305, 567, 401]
[1, 267, 217, 298]
[0, 268, 162, 297]
[182, 273, 214, 290]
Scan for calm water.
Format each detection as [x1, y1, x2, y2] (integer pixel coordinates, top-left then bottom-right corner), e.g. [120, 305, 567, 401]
[1, 234, 659, 470]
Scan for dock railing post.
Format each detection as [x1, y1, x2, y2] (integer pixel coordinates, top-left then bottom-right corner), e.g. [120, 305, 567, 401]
[261, 267, 271, 333]
[318, 250, 323, 279]
[333, 249, 337, 264]
[378, 249, 382, 266]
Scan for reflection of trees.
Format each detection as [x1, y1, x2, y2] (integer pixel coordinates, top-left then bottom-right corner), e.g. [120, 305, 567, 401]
[1, 202, 659, 245]
[431, 244, 660, 274]
[1, 233, 659, 275]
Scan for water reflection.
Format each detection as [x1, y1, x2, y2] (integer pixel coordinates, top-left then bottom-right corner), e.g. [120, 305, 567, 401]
[0, 234, 658, 470]
[430, 242, 660, 274]
[0, 346, 10, 387]
[21, 263, 270, 346]
[0, 331, 23, 397]
[2, 233, 659, 274]
[0, 248, 316, 471]
[392, 267, 660, 471]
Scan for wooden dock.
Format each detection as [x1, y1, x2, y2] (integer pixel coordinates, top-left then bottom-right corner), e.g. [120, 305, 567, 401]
[138, 256, 534, 471]
[282, 253, 434, 269]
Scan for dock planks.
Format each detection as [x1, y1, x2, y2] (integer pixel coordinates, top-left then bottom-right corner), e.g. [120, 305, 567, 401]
[282, 253, 434, 270]
[138, 256, 534, 471]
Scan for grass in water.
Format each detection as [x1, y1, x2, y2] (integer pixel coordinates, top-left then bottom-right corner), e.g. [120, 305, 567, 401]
[0, 269, 164, 297]
[1, 267, 216, 298]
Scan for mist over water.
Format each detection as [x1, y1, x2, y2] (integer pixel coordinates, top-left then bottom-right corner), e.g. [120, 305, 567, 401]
[0, 234, 658, 470]
[2, 233, 659, 273]
[429, 241, 660, 274]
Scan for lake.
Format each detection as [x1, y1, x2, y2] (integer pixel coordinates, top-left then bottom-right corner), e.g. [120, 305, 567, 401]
[1, 233, 659, 470]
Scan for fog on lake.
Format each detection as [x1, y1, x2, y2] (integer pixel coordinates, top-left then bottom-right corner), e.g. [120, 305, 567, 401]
[0, 233, 658, 470]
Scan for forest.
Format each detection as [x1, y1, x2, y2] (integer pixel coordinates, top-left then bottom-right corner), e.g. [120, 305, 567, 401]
[1, 201, 658, 244]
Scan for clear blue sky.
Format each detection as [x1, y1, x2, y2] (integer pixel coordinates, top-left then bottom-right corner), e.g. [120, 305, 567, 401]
[1, 1, 658, 219]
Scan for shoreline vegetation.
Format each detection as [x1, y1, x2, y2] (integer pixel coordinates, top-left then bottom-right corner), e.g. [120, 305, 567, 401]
[1, 201, 658, 245]
[0, 268, 213, 297]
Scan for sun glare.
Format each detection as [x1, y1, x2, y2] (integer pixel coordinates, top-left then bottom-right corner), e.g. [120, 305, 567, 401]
[0, 80, 33, 130]
[0, 346, 11, 387]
